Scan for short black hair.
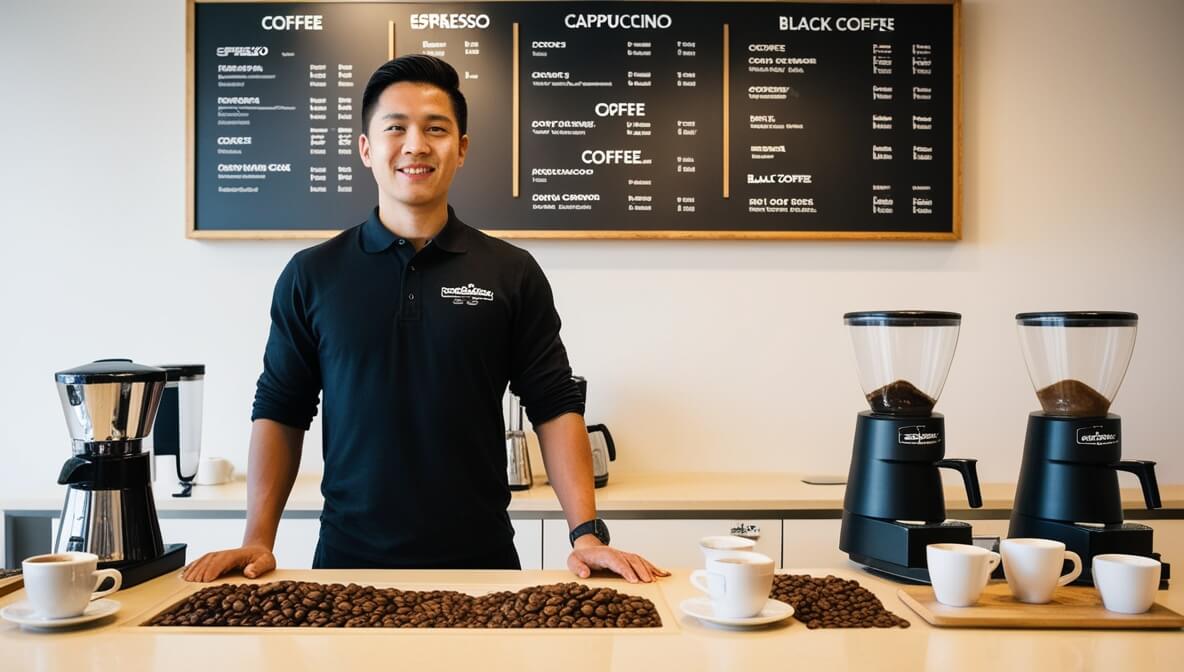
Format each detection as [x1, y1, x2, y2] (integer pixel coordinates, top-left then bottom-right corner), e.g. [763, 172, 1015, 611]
[361, 55, 468, 136]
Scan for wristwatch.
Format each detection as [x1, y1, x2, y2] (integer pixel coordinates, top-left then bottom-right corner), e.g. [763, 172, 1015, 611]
[569, 518, 611, 547]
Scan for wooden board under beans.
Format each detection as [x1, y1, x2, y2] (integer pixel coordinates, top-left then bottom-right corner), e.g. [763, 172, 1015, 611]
[145, 575, 907, 630]
[145, 581, 661, 628]
[772, 574, 910, 629]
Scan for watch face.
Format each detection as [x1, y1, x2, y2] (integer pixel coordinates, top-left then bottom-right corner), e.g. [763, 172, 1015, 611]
[593, 520, 610, 545]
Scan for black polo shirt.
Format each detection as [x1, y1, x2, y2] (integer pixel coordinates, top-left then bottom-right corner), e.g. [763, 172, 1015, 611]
[251, 205, 584, 567]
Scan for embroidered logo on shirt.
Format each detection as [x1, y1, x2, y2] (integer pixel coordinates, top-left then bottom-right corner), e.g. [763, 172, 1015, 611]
[441, 283, 494, 306]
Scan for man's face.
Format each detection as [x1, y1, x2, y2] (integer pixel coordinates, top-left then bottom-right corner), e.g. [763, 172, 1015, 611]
[359, 82, 468, 210]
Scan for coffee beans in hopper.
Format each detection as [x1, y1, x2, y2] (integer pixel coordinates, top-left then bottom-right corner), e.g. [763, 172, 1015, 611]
[771, 574, 910, 629]
[144, 581, 661, 628]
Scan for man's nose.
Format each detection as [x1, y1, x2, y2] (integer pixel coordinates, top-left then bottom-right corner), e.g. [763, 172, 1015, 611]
[402, 127, 430, 155]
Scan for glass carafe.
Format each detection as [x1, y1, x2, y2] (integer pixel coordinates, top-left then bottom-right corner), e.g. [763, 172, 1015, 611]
[1016, 312, 1137, 417]
[845, 311, 961, 416]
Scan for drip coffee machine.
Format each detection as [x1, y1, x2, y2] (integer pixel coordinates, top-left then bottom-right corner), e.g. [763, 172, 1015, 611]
[838, 312, 984, 582]
[1009, 312, 1168, 584]
[54, 359, 187, 587]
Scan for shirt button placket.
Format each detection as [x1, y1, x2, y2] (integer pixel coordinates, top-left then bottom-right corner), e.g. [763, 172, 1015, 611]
[403, 258, 422, 320]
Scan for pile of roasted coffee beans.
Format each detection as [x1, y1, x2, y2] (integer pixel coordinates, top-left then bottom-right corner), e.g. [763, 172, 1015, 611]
[771, 574, 909, 629]
[145, 581, 661, 628]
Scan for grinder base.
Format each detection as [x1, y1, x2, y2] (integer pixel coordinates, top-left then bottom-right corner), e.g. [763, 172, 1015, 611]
[1008, 513, 1170, 586]
[840, 511, 972, 584]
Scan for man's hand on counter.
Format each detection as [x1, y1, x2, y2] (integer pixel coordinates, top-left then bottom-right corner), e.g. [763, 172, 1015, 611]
[567, 537, 670, 584]
[181, 545, 276, 583]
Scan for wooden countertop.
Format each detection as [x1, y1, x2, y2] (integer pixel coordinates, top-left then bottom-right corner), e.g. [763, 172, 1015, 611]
[2, 566, 1181, 671]
[3, 472, 1182, 514]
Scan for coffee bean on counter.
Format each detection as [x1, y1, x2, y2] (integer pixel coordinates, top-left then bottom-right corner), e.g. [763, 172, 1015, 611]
[770, 574, 910, 629]
[144, 581, 662, 629]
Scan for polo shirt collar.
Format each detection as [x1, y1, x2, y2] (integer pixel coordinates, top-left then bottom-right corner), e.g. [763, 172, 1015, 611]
[360, 206, 469, 254]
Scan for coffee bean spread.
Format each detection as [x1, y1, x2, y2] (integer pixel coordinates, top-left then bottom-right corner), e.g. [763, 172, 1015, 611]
[1035, 378, 1111, 417]
[771, 574, 910, 629]
[865, 380, 936, 416]
[145, 581, 660, 628]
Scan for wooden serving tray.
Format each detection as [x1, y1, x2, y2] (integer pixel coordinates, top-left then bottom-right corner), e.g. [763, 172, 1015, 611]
[898, 582, 1184, 629]
[0, 574, 23, 599]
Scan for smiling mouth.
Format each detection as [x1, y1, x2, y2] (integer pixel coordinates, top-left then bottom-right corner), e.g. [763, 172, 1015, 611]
[398, 166, 435, 177]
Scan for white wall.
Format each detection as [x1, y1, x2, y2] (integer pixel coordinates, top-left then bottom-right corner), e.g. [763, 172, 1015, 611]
[2, 0, 1182, 499]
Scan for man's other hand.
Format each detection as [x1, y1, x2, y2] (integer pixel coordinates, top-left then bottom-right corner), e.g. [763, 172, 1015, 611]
[567, 539, 670, 583]
[181, 545, 276, 582]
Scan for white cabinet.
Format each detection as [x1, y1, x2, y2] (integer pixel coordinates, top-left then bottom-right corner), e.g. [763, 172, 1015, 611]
[158, 518, 243, 567]
[542, 518, 782, 570]
[782, 519, 850, 569]
[511, 519, 542, 570]
[160, 516, 542, 570]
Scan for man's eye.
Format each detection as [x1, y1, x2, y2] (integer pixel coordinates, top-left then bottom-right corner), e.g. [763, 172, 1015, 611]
[428, 126, 446, 133]
[385, 125, 404, 132]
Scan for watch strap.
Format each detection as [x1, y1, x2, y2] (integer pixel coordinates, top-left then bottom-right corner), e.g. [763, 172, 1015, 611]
[569, 518, 610, 547]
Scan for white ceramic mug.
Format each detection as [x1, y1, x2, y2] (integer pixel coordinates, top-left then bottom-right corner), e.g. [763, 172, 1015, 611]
[21, 552, 122, 619]
[698, 535, 757, 562]
[1000, 538, 1082, 604]
[1093, 554, 1161, 614]
[689, 551, 775, 619]
[195, 456, 233, 485]
[926, 543, 1001, 607]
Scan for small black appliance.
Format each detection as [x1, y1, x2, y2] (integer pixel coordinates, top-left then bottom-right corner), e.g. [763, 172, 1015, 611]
[838, 312, 983, 583]
[1008, 312, 1169, 585]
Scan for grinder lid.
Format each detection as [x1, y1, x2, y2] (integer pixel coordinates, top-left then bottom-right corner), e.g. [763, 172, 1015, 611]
[55, 359, 167, 385]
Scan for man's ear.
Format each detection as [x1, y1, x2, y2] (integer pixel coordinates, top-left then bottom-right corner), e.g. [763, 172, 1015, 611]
[358, 132, 372, 167]
[456, 134, 469, 168]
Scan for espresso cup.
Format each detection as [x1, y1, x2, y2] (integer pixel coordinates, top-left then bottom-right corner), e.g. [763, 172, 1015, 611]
[195, 456, 234, 485]
[926, 543, 1000, 607]
[1093, 554, 1161, 614]
[698, 535, 757, 562]
[689, 551, 774, 619]
[21, 552, 122, 619]
[1001, 538, 1082, 604]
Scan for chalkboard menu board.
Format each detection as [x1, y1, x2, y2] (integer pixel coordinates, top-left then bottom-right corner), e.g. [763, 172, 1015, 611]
[188, 1, 960, 239]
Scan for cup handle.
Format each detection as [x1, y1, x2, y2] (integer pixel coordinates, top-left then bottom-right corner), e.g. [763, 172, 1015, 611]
[690, 569, 712, 595]
[91, 568, 122, 600]
[1058, 551, 1083, 586]
[984, 551, 1001, 582]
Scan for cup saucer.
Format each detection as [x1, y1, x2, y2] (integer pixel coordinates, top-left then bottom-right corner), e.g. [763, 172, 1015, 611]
[679, 597, 794, 628]
[0, 599, 120, 630]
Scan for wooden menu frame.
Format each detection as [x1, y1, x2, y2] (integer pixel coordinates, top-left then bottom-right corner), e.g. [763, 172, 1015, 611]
[186, 0, 962, 241]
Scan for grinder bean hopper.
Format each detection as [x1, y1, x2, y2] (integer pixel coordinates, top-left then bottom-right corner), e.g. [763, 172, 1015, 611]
[838, 311, 983, 583]
[1009, 312, 1168, 584]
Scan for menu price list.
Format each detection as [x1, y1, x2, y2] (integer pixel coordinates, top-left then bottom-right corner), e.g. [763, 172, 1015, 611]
[518, 3, 723, 228]
[727, 2, 953, 232]
[194, 2, 954, 235]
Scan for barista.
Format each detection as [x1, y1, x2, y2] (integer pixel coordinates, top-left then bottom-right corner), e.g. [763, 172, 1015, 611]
[182, 55, 667, 583]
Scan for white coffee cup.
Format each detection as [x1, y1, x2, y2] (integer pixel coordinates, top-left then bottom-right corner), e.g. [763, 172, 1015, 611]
[926, 543, 1000, 607]
[1093, 554, 1161, 614]
[1000, 538, 1082, 604]
[195, 456, 233, 485]
[21, 552, 122, 619]
[698, 535, 757, 562]
[689, 551, 775, 619]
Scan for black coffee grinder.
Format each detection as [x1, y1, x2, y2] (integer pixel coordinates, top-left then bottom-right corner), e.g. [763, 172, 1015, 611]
[839, 312, 983, 583]
[1009, 312, 1168, 585]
